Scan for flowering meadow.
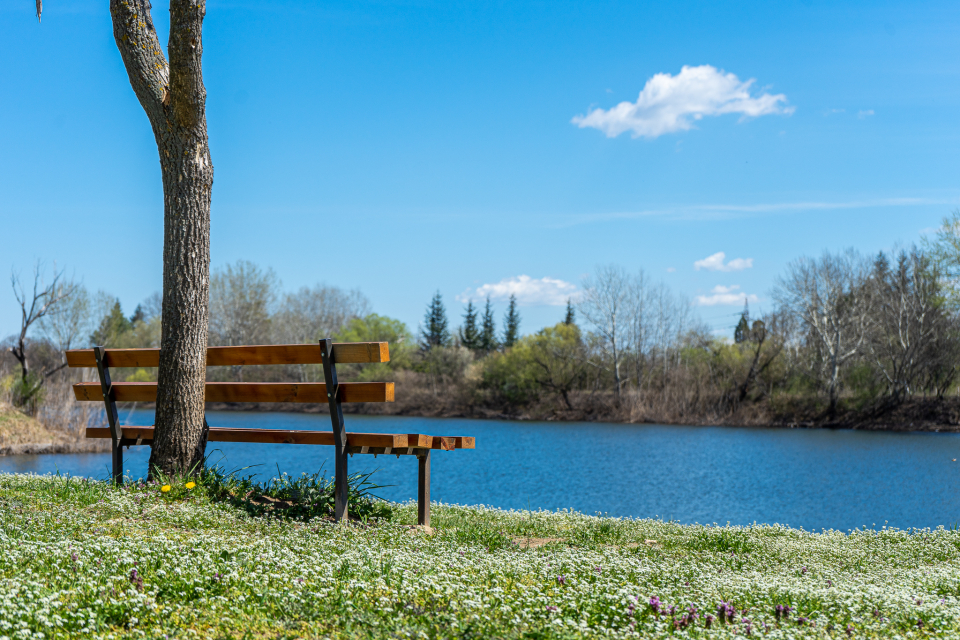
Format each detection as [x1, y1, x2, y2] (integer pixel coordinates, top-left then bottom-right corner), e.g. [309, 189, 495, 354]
[1, 473, 959, 638]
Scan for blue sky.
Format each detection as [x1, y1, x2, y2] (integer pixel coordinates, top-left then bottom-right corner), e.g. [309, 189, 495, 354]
[2, 0, 958, 339]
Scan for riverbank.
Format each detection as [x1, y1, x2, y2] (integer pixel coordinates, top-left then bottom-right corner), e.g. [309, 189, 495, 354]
[196, 393, 960, 433]
[2, 472, 956, 638]
[0, 402, 108, 456]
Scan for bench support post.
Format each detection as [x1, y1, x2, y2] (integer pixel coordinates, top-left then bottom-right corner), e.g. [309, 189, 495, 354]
[320, 338, 348, 522]
[93, 346, 123, 484]
[418, 450, 431, 527]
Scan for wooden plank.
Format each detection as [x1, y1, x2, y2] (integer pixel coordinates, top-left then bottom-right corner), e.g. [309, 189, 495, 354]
[73, 381, 395, 403]
[454, 436, 476, 449]
[86, 427, 413, 448]
[65, 342, 390, 368]
[432, 436, 456, 451]
[406, 434, 434, 448]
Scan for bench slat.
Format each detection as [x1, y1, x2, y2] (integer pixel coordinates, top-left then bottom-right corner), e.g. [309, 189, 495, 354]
[65, 343, 389, 368]
[85, 427, 471, 450]
[73, 381, 394, 403]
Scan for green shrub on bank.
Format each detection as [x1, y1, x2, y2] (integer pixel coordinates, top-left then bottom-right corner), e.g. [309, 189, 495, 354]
[3, 472, 960, 638]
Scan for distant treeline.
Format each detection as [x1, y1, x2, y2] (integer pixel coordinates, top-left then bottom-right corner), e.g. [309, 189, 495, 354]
[7, 211, 960, 428]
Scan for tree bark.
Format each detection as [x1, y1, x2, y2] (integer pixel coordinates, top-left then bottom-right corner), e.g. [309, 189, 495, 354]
[110, 0, 213, 477]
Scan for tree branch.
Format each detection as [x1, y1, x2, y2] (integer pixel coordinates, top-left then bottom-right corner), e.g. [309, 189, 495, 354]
[109, 0, 169, 125]
[168, 0, 208, 131]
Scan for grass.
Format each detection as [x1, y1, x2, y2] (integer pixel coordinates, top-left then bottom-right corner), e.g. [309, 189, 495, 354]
[1, 473, 959, 639]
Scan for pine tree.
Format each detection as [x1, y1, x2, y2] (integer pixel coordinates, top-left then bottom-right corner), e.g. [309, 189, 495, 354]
[90, 300, 133, 347]
[564, 298, 576, 325]
[479, 297, 498, 354]
[420, 291, 450, 350]
[734, 299, 750, 344]
[502, 294, 520, 349]
[458, 300, 481, 350]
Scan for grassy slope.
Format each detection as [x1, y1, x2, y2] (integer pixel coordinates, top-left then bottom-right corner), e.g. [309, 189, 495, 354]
[1, 474, 958, 639]
[0, 402, 107, 455]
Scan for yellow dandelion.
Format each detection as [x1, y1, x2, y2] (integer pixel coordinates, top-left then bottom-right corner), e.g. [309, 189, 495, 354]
[161, 485, 171, 493]
[185, 482, 196, 490]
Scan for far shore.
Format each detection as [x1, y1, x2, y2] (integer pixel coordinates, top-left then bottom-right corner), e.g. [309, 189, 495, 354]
[126, 395, 960, 433]
[5, 396, 958, 457]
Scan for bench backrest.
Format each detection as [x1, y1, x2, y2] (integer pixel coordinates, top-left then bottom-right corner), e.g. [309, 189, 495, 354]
[66, 342, 394, 404]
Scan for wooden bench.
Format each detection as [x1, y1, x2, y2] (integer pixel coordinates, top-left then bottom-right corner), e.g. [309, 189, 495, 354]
[65, 339, 474, 525]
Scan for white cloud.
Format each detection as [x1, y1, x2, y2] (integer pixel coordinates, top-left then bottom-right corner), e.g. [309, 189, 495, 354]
[457, 275, 578, 306]
[858, 109, 875, 119]
[665, 267, 677, 273]
[696, 285, 759, 306]
[571, 65, 793, 139]
[693, 251, 753, 272]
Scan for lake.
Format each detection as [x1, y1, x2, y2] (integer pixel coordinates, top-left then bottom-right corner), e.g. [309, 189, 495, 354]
[2, 410, 959, 532]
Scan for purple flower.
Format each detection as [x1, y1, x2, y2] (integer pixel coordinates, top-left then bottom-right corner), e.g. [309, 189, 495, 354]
[557, 575, 566, 585]
[546, 605, 558, 613]
[846, 624, 854, 637]
[129, 568, 143, 592]
[705, 614, 714, 628]
[649, 596, 661, 615]
[595, 566, 602, 573]
[801, 566, 808, 574]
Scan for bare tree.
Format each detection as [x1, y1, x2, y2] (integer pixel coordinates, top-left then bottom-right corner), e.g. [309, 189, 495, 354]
[208, 261, 279, 381]
[36, 1, 215, 475]
[208, 262, 278, 346]
[38, 283, 91, 358]
[579, 265, 631, 403]
[272, 284, 370, 381]
[8, 263, 80, 412]
[273, 285, 370, 344]
[9, 263, 78, 382]
[773, 249, 872, 414]
[866, 248, 954, 404]
[626, 270, 652, 392]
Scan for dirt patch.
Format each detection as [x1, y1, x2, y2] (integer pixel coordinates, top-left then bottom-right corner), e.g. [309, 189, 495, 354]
[512, 536, 566, 549]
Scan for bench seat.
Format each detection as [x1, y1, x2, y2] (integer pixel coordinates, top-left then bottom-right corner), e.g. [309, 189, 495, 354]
[86, 427, 475, 453]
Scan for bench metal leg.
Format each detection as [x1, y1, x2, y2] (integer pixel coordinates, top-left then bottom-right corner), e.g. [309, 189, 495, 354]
[335, 445, 348, 522]
[94, 346, 123, 486]
[418, 450, 430, 527]
[112, 441, 123, 485]
[320, 338, 348, 523]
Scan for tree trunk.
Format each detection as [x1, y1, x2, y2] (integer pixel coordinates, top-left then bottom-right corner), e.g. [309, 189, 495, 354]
[110, 0, 213, 478]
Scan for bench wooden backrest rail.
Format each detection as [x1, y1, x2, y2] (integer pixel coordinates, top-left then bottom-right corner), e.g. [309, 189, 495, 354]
[66, 339, 474, 526]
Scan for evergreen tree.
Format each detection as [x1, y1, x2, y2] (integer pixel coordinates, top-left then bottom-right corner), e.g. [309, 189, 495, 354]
[458, 300, 481, 350]
[479, 297, 498, 353]
[420, 291, 450, 350]
[90, 300, 133, 346]
[129, 304, 145, 325]
[502, 294, 521, 348]
[734, 299, 750, 344]
[564, 298, 576, 325]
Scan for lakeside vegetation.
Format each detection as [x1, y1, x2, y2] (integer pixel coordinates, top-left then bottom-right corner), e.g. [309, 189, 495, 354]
[7, 214, 960, 435]
[2, 471, 958, 638]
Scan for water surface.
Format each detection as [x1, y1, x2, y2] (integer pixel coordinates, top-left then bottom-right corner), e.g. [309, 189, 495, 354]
[3, 410, 958, 532]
